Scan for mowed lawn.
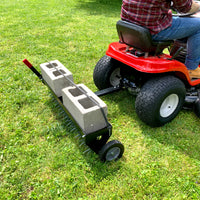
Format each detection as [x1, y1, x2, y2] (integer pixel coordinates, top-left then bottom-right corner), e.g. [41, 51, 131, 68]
[0, 0, 200, 199]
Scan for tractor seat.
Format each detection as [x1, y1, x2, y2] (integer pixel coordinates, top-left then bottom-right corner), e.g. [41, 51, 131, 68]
[116, 20, 173, 55]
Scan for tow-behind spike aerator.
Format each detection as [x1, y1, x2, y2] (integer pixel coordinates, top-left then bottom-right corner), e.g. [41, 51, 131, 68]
[23, 59, 124, 162]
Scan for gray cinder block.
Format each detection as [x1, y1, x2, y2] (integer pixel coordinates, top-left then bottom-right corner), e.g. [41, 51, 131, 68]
[62, 84, 108, 134]
[40, 60, 73, 97]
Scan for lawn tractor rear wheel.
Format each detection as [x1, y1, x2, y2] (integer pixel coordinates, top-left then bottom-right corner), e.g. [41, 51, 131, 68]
[99, 140, 124, 162]
[135, 76, 186, 127]
[194, 98, 200, 118]
[93, 55, 122, 90]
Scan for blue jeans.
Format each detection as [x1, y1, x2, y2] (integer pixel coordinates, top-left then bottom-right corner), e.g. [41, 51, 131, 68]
[152, 17, 200, 70]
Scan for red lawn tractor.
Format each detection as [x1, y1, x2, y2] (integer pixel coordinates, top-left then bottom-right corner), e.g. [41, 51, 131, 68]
[93, 19, 200, 127]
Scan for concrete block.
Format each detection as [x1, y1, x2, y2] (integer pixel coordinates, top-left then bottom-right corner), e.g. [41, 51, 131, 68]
[40, 60, 73, 97]
[62, 84, 108, 134]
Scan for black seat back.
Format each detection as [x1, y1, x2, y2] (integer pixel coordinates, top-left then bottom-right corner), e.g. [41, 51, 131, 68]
[116, 20, 172, 53]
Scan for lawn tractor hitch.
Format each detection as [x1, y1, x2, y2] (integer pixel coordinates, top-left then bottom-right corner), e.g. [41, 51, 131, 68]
[23, 59, 124, 162]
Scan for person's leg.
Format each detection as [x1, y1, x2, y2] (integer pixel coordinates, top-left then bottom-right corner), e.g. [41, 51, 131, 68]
[152, 16, 200, 70]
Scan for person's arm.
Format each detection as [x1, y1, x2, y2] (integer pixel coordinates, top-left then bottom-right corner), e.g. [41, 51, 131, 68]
[172, 0, 193, 13]
[188, 0, 200, 13]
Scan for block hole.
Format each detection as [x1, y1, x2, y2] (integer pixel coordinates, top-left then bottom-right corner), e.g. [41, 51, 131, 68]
[69, 86, 86, 97]
[53, 69, 66, 77]
[46, 62, 58, 68]
[78, 97, 97, 109]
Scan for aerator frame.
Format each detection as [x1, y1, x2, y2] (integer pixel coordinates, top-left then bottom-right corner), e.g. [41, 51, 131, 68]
[23, 59, 124, 162]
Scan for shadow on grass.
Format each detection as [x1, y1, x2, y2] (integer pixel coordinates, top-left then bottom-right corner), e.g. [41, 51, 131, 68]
[44, 85, 199, 180]
[139, 111, 200, 161]
[44, 92, 124, 178]
[102, 89, 200, 161]
[76, 0, 121, 16]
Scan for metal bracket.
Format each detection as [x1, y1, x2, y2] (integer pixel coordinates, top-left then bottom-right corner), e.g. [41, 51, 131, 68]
[95, 86, 121, 97]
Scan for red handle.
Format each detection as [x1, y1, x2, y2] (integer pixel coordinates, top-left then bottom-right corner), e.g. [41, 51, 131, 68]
[23, 59, 33, 68]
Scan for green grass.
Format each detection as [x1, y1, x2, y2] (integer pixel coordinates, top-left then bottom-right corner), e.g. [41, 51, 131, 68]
[0, 0, 200, 199]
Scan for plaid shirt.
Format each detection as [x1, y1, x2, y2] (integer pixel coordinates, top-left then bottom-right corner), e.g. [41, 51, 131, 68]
[121, 0, 192, 35]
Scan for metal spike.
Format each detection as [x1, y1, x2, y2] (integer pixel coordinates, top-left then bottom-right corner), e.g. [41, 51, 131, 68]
[64, 116, 69, 120]
[75, 134, 81, 139]
[66, 122, 73, 127]
[59, 110, 65, 114]
[65, 118, 70, 121]
[57, 106, 62, 111]
[83, 148, 91, 154]
[71, 127, 77, 132]
[79, 142, 85, 147]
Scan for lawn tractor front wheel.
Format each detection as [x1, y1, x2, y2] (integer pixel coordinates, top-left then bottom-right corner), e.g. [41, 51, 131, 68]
[99, 140, 124, 162]
[93, 55, 122, 90]
[135, 76, 186, 127]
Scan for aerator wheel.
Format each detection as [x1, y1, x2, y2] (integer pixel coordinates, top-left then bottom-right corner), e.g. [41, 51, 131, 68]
[93, 55, 122, 90]
[135, 76, 186, 127]
[99, 140, 124, 162]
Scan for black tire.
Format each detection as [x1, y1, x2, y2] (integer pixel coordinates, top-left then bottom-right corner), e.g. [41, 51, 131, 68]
[135, 76, 186, 127]
[194, 98, 200, 118]
[93, 55, 122, 90]
[99, 140, 124, 162]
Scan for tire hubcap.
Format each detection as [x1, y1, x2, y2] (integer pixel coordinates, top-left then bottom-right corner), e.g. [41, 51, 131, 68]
[106, 147, 121, 161]
[160, 94, 179, 118]
[109, 68, 121, 86]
